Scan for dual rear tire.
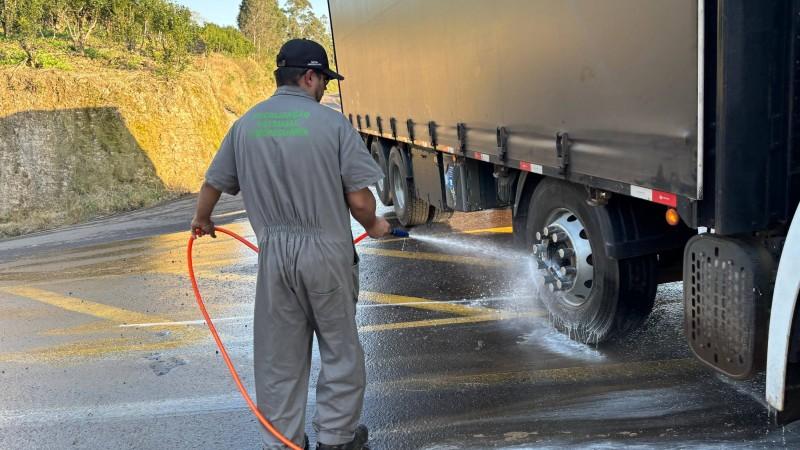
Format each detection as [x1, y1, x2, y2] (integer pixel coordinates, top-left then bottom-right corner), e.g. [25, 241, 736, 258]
[371, 139, 450, 227]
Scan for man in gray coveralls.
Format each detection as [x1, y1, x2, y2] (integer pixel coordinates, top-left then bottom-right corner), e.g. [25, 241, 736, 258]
[191, 39, 390, 450]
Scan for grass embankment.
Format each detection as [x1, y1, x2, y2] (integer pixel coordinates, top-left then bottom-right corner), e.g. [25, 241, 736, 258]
[0, 37, 276, 237]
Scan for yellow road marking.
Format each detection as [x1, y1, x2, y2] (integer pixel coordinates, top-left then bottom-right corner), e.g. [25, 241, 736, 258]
[0, 285, 540, 362]
[463, 226, 513, 234]
[376, 357, 699, 390]
[360, 291, 498, 316]
[165, 269, 501, 317]
[358, 247, 504, 267]
[359, 311, 541, 333]
[0, 336, 199, 363]
[0, 287, 205, 362]
[166, 271, 501, 318]
[42, 321, 116, 336]
[3, 287, 168, 325]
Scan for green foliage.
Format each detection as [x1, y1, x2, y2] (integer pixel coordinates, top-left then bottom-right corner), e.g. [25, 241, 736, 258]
[0, 46, 26, 65]
[1, 0, 333, 73]
[34, 50, 71, 68]
[83, 45, 99, 58]
[200, 23, 253, 57]
[149, 1, 195, 72]
[64, 0, 112, 52]
[238, 0, 288, 59]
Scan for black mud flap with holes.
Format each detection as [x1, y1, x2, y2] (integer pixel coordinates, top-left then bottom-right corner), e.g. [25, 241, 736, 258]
[683, 235, 776, 380]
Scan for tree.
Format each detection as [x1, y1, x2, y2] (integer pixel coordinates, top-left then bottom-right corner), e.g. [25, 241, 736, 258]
[237, 0, 286, 58]
[110, 0, 142, 51]
[1, 0, 19, 37]
[12, 0, 45, 66]
[283, 0, 333, 59]
[42, 0, 68, 38]
[150, 2, 195, 73]
[65, 0, 111, 52]
[284, 0, 315, 38]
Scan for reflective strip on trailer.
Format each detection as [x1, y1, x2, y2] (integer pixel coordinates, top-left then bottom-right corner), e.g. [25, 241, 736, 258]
[629, 185, 678, 207]
[519, 161, 543, 174]
[474, 152, 491, 162]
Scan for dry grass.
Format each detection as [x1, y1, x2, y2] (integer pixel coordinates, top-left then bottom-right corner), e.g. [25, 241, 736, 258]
[0, 50, 275, 238]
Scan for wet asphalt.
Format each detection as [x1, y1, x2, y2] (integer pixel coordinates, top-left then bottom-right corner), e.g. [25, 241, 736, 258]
[1, 193, 800, 449]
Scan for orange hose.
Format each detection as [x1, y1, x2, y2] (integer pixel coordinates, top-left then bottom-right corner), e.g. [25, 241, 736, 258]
[187, 226, 369, 450]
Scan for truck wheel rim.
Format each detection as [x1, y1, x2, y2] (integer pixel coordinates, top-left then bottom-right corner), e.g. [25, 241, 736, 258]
[393, 169, 406, 211]
[533, 209, 594, 306]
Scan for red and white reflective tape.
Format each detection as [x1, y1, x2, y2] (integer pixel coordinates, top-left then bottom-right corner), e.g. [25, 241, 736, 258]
[519, 161, 543, 174]
[474, 152, 491, 162]
[630, 185, 678, 207]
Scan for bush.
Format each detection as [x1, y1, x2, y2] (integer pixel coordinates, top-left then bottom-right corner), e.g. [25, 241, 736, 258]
[0, 48, 27, 66]
[83, 47, 100, 59]
[113, 52, 144, 70]
[35, 52, 72, 70]
[200, 24, 254, 57]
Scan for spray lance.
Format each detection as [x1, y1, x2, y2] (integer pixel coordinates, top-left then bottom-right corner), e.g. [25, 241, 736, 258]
[188, 225, 408, 449]
[389, 228, 409, 238]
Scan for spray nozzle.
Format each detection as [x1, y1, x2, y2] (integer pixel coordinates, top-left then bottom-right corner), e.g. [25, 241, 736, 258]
[390, 228, 410, 238]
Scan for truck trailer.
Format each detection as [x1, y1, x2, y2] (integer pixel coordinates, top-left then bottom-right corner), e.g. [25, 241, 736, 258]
[328, 0, 800, 420]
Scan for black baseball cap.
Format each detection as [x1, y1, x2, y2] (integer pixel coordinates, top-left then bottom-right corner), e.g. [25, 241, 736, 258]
[276, 39, 344, 81]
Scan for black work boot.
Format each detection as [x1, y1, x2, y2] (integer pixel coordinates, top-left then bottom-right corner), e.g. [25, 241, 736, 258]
[316, 424, 370, 450]
[262, 434, 308, 450]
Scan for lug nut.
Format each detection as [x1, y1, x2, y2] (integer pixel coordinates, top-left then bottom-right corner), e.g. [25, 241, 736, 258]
[535, 231, 543, 241]
[556, 279, 573, 290]
[539, 274, 555, 285]
[559, 267, 577, 277]
[542, 227, 550, 237]
[558, 248, 575, 258]
[551, 231, 567, 243]
[548, 283, 555, 292]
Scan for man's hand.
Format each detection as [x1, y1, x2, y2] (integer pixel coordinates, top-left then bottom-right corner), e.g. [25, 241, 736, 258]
[191, 182, 223, 238]
[347, 187, 392, 239]
[366, 217, 391, 239]
[191, 216, 216, 238]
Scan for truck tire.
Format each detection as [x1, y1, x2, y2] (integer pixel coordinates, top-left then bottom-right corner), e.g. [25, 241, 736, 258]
[370, 139, 393, 206]
[526, 179, 657, 344]
[428, 206, 454, 224]
[389, 147, 430, 227]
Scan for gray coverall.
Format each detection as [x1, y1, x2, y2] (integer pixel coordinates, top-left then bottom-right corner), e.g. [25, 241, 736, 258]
[204, 85, 384, 449]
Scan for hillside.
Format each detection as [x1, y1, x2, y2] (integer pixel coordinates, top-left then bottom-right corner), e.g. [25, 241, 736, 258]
[0, 53, 276, 237]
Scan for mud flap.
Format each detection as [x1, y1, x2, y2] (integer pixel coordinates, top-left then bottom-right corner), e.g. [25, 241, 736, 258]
[684, 235, 776, 379]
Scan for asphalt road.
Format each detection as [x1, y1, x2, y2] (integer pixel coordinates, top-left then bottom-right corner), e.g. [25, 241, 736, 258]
[1, 194, 799, 449]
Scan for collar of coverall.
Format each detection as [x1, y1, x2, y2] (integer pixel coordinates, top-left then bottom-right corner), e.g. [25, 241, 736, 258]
[274, 85, 317, 101]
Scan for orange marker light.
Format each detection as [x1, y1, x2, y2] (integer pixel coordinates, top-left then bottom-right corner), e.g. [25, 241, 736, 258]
[666, 208, 680, 226]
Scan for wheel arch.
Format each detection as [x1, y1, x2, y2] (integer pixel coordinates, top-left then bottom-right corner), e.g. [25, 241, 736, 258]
[512, 171, 545, 242]
[515, 175, 694, 259]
